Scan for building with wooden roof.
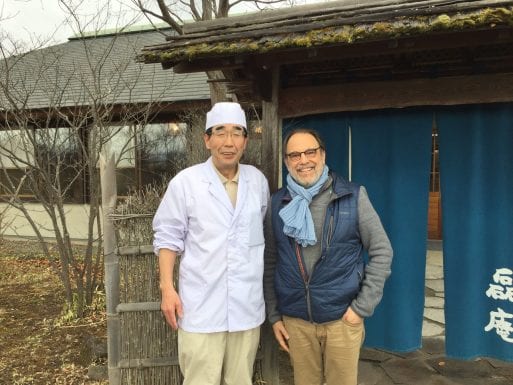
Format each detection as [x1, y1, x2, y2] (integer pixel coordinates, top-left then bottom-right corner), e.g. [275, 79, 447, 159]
[139, 0, 513, 363]
[0, 26, 211, 239]
[141, 0, 513, 116]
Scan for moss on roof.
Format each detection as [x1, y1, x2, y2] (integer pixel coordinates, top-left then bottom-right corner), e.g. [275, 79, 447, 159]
[141, 7, 513, 64]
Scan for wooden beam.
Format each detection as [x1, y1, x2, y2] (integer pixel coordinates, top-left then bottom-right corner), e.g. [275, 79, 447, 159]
[173, 58, 244, 73]
[262, 67, 281, 193]
[253, 68, 273, 102]
[117, 244, 154, 256]
[261, 28, 513, 66]
[261, 321, 280, 385]
[117, 301, 160, 312]
[279, 73, 513, 117]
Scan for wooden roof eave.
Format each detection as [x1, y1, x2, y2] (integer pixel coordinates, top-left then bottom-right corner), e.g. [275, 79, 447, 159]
[140, 5, 513, 72]
[179, 0, 513, 35]
[159, 26, 513, 75]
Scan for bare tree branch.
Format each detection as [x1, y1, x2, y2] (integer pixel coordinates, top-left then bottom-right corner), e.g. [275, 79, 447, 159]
[129, 0, 292, 102]
[0, 3, 187, 317]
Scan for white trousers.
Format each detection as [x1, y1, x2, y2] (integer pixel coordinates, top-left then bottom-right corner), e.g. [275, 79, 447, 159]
[178, 326, 260, 385]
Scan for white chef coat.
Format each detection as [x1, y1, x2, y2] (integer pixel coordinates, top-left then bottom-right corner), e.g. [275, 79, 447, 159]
[153, 157, 269, 333]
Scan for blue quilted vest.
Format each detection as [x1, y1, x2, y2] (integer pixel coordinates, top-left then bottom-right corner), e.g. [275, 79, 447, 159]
[271, 172, 364, 323]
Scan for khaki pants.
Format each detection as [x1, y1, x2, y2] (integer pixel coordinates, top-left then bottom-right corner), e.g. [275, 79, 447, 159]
[178, 327, 260, 385]
[283, 316, 364, 385]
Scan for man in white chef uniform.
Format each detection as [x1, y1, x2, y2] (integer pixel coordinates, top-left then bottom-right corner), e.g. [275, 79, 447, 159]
[153, 102, 270, 385]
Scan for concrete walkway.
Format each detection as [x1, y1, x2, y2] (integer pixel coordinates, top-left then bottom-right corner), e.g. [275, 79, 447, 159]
[423, 241, 446, 339]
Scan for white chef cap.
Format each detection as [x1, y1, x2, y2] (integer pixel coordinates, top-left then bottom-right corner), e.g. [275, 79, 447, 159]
[205, 102, 247, 131]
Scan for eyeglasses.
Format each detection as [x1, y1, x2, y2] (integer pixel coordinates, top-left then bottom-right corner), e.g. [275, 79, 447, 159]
[285, 147, 320, 162]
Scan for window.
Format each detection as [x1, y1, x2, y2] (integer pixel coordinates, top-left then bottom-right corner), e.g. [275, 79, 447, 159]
[1, 121, 190, 203]
[138, 122, 187, 188]
[94, 125, 136, 197]
[0, 129, 35, 198]
[35, 127, 84, 203]
[98, 125, 136, 168]
[96, 122, 188, 197]
[0, 127, 85, 203]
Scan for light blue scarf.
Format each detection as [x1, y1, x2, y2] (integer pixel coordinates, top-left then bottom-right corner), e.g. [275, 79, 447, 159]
[279, 165, 329, 246]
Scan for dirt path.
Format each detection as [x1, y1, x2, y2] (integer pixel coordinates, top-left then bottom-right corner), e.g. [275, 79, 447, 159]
[0, 239, 296, 385]
[0, 240, 106, 385]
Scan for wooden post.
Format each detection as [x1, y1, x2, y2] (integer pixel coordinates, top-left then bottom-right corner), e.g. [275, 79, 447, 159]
[261, 66, 281, 385]
[262, 66, 281, 193]
[261, 320, 280, 385]
[100, 154, 121, 385]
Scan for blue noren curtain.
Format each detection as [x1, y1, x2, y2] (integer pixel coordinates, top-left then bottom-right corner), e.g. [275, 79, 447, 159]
[438, 103, 513, 361]
[351, 109, 432, 351]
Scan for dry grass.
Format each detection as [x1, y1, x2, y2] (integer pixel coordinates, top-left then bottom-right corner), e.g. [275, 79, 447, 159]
[0, 239, 107, 385]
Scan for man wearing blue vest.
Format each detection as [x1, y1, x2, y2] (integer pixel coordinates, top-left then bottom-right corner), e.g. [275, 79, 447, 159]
[264, 128, 393, 385]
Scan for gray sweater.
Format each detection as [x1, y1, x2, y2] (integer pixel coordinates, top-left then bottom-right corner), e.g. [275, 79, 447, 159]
[263, 177, 393, 324]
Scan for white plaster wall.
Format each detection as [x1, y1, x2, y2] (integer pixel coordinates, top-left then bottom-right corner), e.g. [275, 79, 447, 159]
[0, 203, 99, 241]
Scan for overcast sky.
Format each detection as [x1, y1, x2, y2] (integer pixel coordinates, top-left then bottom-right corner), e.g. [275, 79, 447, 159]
[1, 0, 320, 51]
[1, 0, 148, 47]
